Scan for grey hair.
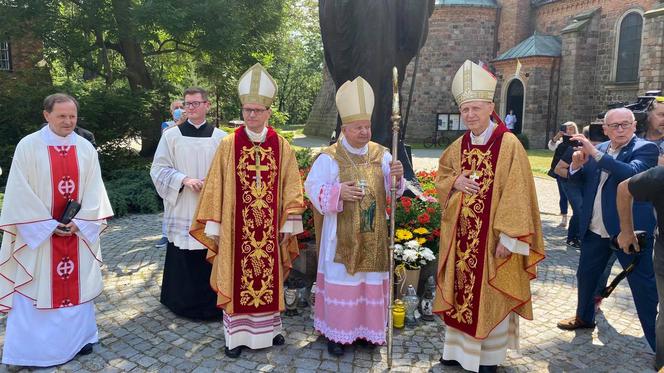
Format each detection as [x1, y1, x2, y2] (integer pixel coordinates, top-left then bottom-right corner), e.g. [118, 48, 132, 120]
[604, 107, 635, 123]
[43, 93, 79, 113]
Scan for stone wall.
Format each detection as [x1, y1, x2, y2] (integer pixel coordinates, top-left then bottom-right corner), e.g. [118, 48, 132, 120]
[496, 0, 534, 55]
[4, 35, 44, 71]
[640, 7, 664, 93]
[401, 4, 498, 142]
[494, 57, 559, 148]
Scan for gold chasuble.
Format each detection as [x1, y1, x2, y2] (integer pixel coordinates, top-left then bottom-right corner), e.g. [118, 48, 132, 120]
[320, 141, 389, 275]
[433, 125, 545, 339]
[190, 126, 305, 315]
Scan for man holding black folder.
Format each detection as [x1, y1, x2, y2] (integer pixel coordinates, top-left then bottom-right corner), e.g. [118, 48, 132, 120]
[0, 93, 113, 366]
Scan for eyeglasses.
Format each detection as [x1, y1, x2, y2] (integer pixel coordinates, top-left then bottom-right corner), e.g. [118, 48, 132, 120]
[184, 101, 207, 108]
[604, 122, 633, 130]
[242, 108, 268, 115]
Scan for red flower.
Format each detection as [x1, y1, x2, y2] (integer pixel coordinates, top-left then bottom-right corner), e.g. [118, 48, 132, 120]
[400, 197, 412, 208]
[418, 212, 430, 224]
[433, 228, 440, 237]
[404, 206, 411, 214]
[386, 207, 392, 215]
[426, 207, 435, 214]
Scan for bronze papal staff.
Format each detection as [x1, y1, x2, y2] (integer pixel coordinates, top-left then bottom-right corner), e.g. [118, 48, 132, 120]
[387, 66, 401, 369]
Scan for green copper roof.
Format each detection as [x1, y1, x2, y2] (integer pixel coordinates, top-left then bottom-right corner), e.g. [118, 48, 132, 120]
[435, 0, 497, 7]
[494, 34, 561, 61]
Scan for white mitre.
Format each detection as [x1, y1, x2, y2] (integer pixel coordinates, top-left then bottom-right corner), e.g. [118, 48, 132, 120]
[335, 76, 375, 125]
[238, 63, 277, 107]
[451, 60, 497, 106]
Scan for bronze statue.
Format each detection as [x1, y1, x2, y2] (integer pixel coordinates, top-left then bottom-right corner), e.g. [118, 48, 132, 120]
[319, 0, 435, 180]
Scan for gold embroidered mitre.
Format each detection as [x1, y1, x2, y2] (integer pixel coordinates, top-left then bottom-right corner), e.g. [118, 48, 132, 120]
[451, 60, 497, 106]
[335, 76, 375, 125]
[238, 63, 278, 107]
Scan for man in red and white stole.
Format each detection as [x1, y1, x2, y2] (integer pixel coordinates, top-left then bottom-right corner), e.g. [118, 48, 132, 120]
[304, 77, 405, 356]
[190, 63, 305, 358]
[0, 93, 113, 366]
[433, 61, 545, 372]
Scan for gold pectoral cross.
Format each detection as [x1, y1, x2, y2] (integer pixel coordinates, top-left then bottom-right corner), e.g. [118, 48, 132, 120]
[248, 146, 269, 187]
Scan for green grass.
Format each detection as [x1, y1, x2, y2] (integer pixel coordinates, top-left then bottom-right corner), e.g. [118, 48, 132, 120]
[527, 149, 553, 177]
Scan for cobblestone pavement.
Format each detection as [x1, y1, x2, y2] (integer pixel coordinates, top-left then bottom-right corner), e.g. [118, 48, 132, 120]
[0, 139, 657, 372]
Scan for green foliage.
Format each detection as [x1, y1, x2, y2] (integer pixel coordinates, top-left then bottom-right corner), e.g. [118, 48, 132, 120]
[516, 133, 530, 150]
[105, 169, 161, 218]
[270, 108, 290, 129]
[295, 147, 315, 170]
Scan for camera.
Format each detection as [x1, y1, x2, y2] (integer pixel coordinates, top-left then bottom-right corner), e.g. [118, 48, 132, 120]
[173, 108, 184, 121]
[598, 90, 661, 136]
[610, 230, 648, 254]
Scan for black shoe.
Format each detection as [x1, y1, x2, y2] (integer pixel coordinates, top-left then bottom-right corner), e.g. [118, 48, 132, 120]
[224, 346, 242, 358]
[479, 365, 498, 373]
[272, 334, 285, 346]
[566, 239, 581, 249]
[327, 340, 344, 356]
[439, 357, 460, 366]
[354, 338, 377, 349]
[77, 343, 93, 356]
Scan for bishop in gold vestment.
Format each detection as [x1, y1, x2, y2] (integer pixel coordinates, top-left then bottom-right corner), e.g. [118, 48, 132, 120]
[433, 61, 545, 372]
[190, 64, 305, 358]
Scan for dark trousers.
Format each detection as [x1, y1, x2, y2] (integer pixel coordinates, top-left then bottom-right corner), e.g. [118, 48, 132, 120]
[576, 231, 657, 351]
[556, 177, 569, 215]
[653, 236, 664, 369]
[561, 181, 582, 241]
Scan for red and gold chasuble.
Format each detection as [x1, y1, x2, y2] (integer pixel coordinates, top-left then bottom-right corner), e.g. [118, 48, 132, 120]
[443, 125, 508, 336]
[48, 145, 81, 308]
[232, 127, 281, 314]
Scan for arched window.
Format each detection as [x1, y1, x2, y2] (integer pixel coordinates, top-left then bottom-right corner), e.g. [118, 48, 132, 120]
[0, 41, 10, 71]
[615, 12, 643, 83]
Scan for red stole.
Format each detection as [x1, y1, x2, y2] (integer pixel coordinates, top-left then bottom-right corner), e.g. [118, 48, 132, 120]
[443, 124, 508, 335]
[232, 127, 282, 314]
[48, 145, 81, 308]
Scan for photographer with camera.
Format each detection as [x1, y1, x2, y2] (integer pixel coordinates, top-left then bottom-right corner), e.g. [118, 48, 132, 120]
[548, 121, 579, 229]
[645, 97, 664, 166]
[617, 166, 664, 370]
[556, 108, 659, 353]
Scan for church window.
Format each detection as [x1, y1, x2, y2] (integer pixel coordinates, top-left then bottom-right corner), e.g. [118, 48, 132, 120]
[0, 41, 10, 71]
[615, 12, 643, 83]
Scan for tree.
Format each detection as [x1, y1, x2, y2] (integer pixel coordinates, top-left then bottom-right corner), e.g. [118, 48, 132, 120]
[0, 0, 286, 154]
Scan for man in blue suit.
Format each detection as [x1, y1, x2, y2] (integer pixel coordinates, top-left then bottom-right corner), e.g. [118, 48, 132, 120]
[556, 108, 659, 352]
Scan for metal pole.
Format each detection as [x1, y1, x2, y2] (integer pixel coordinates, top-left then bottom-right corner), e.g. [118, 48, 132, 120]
[387, 66, 401, 369]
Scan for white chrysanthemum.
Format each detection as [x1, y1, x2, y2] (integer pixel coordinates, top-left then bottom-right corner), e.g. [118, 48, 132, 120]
[421, 248, 436, 261]
[404, 240, 420, 250]
[402, 249, 419, 262]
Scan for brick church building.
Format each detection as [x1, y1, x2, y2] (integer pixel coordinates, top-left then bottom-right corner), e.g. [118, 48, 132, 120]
[306, 0, 664, 148]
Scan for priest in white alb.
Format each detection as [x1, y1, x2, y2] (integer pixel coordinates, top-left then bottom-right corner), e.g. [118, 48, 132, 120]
[190, 63, 305, 358]
[150, 87, 226, 320]
[0, 93, 113, 366]
[304, 77, 404, 356]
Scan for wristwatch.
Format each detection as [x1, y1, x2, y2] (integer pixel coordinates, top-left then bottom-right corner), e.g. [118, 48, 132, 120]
[593, 151, 604, 162]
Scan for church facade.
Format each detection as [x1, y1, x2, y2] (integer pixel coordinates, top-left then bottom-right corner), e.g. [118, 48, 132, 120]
[306, 0, 664, 148]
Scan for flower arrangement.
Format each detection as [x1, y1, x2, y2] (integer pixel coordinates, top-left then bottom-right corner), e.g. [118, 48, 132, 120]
[393, 238, 436, 270]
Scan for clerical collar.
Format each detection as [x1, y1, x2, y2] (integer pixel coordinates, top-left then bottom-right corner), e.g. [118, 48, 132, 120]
[187, 119, 207, 129]
[470, 121, 496, 146]
[341, 136, 368, 155]
[245, 126, 267, 143]
[41, 124, 77, 146]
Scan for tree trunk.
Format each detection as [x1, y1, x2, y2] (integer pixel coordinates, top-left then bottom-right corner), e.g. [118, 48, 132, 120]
[110, 0, 161, 156]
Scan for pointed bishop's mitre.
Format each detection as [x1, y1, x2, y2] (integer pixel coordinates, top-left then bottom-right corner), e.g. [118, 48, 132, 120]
[237, 63, 278, 107]
[451, 60, 497, 106]
[335, 77, 375, 125]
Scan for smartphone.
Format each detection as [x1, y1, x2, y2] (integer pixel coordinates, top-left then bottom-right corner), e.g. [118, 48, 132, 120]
[559, 125, 567, 132]
[562, 135, 582, 147]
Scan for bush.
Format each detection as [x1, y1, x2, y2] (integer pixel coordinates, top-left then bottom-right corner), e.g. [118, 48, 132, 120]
[515, 133, 530, 149]
[105, 168, 161, 218]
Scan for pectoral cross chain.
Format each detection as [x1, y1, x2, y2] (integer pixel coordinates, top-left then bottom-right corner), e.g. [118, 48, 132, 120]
[247, 146, 269, 187]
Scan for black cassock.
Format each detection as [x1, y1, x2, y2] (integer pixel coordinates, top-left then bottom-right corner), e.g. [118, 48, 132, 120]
[319, 0, 434, 180]
[160, 122, 223, 320]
